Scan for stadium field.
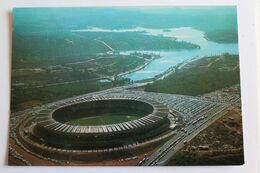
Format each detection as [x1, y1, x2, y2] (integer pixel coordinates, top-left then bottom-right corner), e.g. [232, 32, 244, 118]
[66, 113, 142, 126]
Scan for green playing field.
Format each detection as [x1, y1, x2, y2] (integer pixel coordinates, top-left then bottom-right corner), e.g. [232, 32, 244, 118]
[66, 113, 142, 126]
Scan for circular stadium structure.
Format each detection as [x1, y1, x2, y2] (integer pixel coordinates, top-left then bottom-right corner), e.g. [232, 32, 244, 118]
[18, 95, 171, 161]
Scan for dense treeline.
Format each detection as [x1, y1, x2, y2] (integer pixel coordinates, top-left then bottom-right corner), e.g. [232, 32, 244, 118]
[12, 33, 107, 68]
[11, 81, 103, 112]
[12, 31, 198, 69]
[13, 7, 238, 43]
[91, 32, 199, 51]
[145, 54, 240, 96]
[11, 78, 131, 112]
[12, 7, 238, 68]
[205, 30, 238, 43]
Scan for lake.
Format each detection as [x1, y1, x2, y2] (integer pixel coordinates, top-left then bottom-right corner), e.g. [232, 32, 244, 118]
[73, 26, 239, 81]
[122, 27, 239, 81]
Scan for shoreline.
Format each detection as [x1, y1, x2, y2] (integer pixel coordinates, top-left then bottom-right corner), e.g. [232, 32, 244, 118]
[135, 56, 200, 84]
[117, 54, 161, 79]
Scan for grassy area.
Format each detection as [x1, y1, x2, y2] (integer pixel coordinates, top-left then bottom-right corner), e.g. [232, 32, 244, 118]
[66, 114, 141, 126]
[145, 54, 240, 96]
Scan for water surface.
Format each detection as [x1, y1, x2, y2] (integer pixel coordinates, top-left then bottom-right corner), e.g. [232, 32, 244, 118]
[72, 27, 238, 81]
[123, 27, 238, 81]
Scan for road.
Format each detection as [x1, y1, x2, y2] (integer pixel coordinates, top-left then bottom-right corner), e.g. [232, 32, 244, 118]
[73, 33, 115, 52]
[10, 83, 239, 165]
[140, 104, 230, 166]
[94, 39, 115, 52]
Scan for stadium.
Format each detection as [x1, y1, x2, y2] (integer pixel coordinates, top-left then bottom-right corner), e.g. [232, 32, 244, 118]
[17, 95, 171, 161]
[10, 85, 239, 164]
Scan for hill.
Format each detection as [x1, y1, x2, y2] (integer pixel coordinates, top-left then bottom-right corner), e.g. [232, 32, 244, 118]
[144, 54, 240, 96]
